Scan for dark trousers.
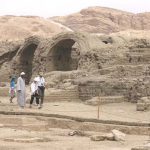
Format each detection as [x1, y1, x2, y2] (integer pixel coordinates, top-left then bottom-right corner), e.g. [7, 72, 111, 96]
[30, 93, 39, 105]
[38, 86, 45, 104]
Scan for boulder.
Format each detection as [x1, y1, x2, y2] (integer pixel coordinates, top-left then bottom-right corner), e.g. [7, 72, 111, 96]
[111, 129, 126, 141]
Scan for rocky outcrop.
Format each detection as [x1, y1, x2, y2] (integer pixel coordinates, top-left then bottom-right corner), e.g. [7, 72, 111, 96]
[51, 6, 150, 33]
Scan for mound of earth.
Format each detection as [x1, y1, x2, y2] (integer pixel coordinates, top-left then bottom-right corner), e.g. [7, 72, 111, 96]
[0, 15, 71, 41]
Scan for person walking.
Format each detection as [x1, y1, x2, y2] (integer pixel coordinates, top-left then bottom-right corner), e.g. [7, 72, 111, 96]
[9, 76, 16, 103]
[29, 77, 40, 109]
[37, 72, 45, 108]
[17, 72, 26, 109]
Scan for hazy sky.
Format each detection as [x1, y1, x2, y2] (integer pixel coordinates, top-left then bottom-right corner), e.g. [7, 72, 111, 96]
[0, 0, 149, 18]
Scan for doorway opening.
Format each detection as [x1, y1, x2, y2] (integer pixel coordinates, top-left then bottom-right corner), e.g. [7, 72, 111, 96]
[46, 39, 79, 72]
[19, 44, 37, 84]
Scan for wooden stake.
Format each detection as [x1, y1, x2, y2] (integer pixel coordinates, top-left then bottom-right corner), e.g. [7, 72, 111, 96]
[97, 96, 100, 119]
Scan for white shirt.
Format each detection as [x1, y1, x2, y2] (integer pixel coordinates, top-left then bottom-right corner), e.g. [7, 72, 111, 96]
[37, 76, 45, 87]
[31, 82, 38, 95]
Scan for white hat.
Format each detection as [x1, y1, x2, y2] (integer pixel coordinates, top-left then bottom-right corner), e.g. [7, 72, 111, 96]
[20, 72, 25, 75]
[34, 77, 39, 82]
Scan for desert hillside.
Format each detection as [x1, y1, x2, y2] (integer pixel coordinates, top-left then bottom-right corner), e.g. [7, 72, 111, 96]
[0, 6, 149, 42]
[51, 6, 150, 33]
[0, 15, 71, 41]
[0, 6, 149, 41]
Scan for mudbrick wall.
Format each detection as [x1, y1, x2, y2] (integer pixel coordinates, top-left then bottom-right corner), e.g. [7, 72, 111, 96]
[0, 31, 150, 102]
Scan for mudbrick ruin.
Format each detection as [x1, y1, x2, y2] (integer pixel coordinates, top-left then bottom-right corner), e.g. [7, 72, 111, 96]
[0, 6, 150, 150]
[1, 31, 150, 103]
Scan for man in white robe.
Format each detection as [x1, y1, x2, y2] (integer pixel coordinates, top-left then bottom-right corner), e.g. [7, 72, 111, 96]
[17, 72, 26, 108]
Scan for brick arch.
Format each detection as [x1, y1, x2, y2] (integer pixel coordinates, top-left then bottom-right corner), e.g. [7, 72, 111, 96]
[44, 32, 89, 72]
[12, 36, 40, 84]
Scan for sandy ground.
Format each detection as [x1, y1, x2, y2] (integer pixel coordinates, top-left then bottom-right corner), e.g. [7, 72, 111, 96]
[0, 125, 149, 150]
[0, 96, 150, 123]
[0, 97, 150, 150]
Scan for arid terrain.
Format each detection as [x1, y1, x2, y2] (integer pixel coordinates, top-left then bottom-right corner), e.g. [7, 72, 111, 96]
[51, 6, 150, 33]
[0, 6, 150, 42]
[0, 96, 149, 150]
[0, 6, 150, 150]
[0, 15, 71, 41]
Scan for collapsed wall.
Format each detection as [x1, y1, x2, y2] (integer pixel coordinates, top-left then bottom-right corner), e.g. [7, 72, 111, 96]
[75, 33, 150, 102]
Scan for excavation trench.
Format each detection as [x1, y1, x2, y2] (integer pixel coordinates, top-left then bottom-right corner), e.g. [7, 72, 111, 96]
[0, 112, 149, 135]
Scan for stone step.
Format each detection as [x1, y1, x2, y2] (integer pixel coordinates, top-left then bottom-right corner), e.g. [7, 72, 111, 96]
[129, 48, 150, 53]
[0, 87, 80, 101]
[45, 90, 79, 101]
[46, 93, 78, 95]
[45, 95, 79, 98]
[44, 97, 80, 102]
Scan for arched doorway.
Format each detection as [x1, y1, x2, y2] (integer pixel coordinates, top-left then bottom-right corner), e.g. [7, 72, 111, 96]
[19, 44, 38, 84]
[46, 39, 80, 72]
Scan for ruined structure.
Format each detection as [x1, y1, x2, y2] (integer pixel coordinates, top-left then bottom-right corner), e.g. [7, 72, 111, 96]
[0, 31, 150, 103]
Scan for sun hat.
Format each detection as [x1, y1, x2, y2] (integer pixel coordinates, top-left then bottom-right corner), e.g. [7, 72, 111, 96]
[20, 72, 25, 75]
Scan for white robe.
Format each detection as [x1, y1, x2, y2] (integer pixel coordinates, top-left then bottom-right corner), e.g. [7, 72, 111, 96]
[17, 77, 26, 107]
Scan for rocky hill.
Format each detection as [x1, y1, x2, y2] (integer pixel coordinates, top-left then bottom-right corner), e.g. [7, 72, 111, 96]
[51, 6, 150, 33]
[0, 7, 149, 42]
